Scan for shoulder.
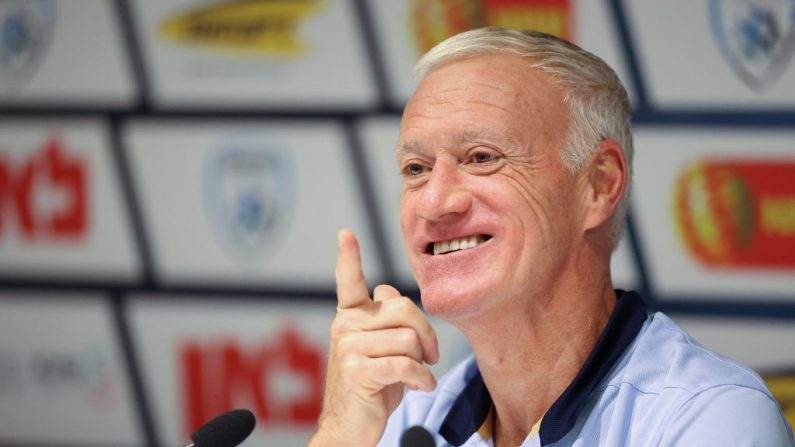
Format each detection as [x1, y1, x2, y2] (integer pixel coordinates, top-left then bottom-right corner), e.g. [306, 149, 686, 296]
[659, 384, 794, 446]
[604, 312, 793, 445]
[614, 312, 771, 396]
[661, 385, 793, 447]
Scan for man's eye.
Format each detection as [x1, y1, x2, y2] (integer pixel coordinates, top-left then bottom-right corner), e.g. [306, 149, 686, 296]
[404, 163, 426, 176]
[472, 152, 497, 163]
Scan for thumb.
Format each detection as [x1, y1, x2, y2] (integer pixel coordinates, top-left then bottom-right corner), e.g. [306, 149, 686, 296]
[373, 284, 402, 303]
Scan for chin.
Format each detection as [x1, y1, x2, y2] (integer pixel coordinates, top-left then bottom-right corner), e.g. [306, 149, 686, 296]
[418, 280, 492, 322]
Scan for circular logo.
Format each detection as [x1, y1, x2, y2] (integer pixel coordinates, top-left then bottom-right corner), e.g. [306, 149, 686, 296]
[0, 0, 56, 93]
[709, 0, 795, 91]
[673, 162, 755, 265]
[204, 140, 296, 265]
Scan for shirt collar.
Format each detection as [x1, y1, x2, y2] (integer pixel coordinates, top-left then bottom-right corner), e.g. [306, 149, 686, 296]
[439, 290, 649, 446]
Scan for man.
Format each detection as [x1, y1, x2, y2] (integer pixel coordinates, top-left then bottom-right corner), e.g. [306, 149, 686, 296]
[309, 27, 793, 446]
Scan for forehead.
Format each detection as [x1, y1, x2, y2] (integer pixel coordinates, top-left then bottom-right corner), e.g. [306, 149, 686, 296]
[398, 54, 568, 153]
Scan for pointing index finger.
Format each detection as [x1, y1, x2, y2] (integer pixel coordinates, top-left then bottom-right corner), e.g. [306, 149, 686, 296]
[335, 229, 371, 309]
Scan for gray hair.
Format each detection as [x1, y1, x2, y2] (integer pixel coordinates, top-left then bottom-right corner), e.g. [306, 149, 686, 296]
[414, 27, 633, 248]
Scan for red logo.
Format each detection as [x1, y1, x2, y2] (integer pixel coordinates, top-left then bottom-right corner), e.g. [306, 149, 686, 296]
[180, 326, 325, 437]
[674, 159, 795, 268]
[411, 0, 572, 54]
[0, 138, 89, 240]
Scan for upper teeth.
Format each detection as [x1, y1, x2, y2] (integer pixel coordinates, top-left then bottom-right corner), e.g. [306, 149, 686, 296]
[433, 235, 484, 255]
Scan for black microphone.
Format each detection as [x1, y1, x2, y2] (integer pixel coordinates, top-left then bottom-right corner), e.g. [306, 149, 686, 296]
[185, 408, 256, 447]
[400, 425, 436, 447]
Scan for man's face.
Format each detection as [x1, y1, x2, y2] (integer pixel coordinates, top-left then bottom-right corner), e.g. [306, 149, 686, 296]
[398, 54, 587, 321]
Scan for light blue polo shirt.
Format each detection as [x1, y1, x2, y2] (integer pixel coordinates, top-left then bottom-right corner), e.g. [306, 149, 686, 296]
[377, 291, 794, 446]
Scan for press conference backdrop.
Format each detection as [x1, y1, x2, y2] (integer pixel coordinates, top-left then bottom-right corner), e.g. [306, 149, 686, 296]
[0, 1, 793, 446]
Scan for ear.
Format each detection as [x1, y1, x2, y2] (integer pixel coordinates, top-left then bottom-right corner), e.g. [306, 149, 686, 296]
[582, 139, 627, 232]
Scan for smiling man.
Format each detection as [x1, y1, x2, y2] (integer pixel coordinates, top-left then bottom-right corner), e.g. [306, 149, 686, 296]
[309, 28, 793, 447]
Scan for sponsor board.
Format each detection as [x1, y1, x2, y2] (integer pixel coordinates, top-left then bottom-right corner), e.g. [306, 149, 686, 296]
[0, 292, 141, 445]
[673, 316, 795, 429]
[367, 0, 633, 106]
[128, 295, 470, 445]
[622, 0, 795, 109]
[356, 116, 639, 290]
[129, 0, 376, 108]
[633, 127, 795, 299]
[123, 120, 382, 287]
[0, 0, 135, 106]
[0, 118, 140, 281]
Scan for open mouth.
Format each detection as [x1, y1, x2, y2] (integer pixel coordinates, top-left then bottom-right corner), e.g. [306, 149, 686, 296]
[426, 235, 493, 255]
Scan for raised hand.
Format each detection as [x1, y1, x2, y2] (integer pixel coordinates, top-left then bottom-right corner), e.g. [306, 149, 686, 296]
[309, 229, 439, 447]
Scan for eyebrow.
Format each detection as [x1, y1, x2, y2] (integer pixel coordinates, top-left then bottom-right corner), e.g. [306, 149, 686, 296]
[397, 128, 519, 158]
[396, 140, 420, 159]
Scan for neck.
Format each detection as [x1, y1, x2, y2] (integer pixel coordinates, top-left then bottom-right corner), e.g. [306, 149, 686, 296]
[452, 267, 617, 446]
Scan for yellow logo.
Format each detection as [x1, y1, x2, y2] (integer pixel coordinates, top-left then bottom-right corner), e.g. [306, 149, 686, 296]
[764, 373, 795, 431]
[159, 0, 324, 57]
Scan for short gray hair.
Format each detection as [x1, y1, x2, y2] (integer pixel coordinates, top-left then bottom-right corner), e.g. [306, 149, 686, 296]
[414, 27, 633, 247]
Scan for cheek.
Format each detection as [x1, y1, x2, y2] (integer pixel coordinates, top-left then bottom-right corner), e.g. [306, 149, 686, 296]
[490, 166, 576, 242]
[495, 167, 548, 218]
[399, 192, 415, 232]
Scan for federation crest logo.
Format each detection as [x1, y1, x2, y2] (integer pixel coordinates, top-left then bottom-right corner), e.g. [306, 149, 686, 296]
[709, 0, 795, 92]
[0, 0, 56, 93]
[204, 141, 296, 264]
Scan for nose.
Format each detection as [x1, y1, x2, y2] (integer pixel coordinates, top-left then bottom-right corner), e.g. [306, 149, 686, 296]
[416, 157, 472, 221]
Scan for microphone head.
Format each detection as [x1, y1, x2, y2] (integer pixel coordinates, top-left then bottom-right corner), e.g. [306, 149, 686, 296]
[190, 408, 256, 447]
[400, 425, 436, 447]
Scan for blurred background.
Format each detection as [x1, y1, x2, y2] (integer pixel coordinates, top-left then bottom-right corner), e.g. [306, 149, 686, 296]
[0, 0, 793, 445]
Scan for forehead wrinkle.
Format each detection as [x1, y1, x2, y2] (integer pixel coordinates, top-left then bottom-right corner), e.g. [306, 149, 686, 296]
[453, 128, 512, 147]
[435, 79, 511, 95]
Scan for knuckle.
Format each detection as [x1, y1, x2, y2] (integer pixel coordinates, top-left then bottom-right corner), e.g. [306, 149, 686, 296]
[390, 357, 412, 375]
[386, 296, 415, 315]
[396, 328, 420, 347]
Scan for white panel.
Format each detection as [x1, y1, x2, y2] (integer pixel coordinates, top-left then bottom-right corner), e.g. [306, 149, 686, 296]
[128, 294, 469, 446]
[0, 293, 141, 445]
[611, 234, 639, 291]
[368, 0, 634, 106]
[574, 0, 636, 106]
[124, 120, 383, 287]
[357, 116, 639, 291]
[130, 0, 377, 108]
[357, 116, 414, 286]
[0, 0, 136, 106]
[624, 0, 795, 109]
[633, 126, 795, 299]
[0, 118, 141, 280]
